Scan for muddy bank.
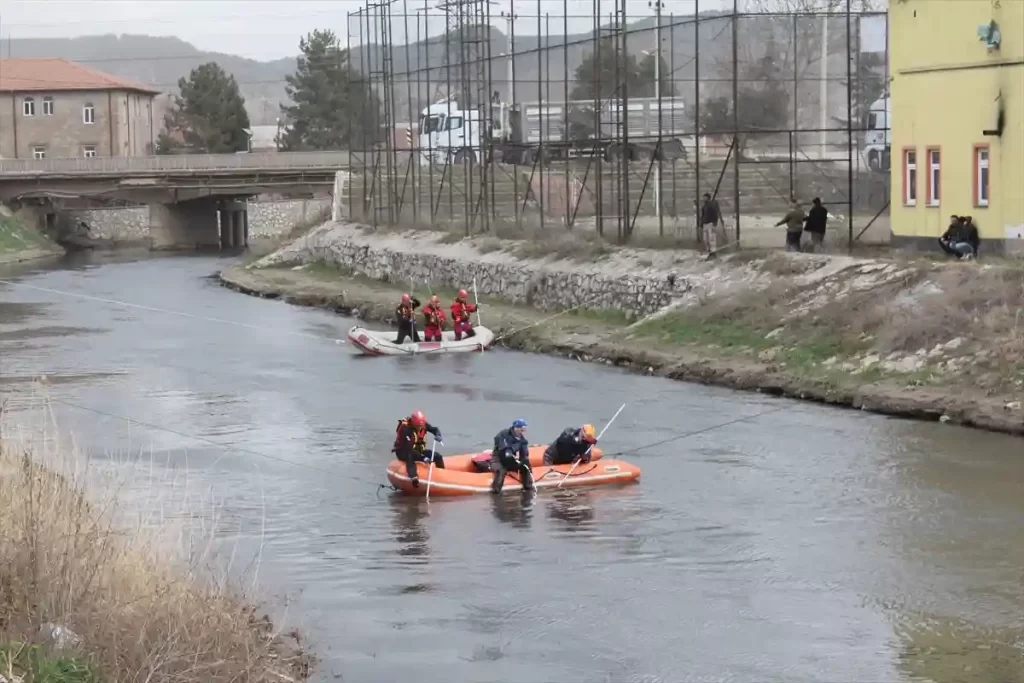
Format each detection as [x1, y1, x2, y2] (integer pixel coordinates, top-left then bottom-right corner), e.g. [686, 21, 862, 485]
[219, 253, 1024, 437]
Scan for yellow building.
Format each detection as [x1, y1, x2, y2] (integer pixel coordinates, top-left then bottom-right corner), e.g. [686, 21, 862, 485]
[889, 0, 1023, 253]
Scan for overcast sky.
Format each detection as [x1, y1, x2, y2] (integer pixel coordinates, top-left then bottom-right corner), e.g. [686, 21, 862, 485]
[1, 0, 884, 60]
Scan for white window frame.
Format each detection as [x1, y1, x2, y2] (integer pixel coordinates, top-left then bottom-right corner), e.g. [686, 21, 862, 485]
[32, 146, 46, 160]
[975, 146, 989, 207]
[903, 148, 917, 206]
[42, 96, 54, 116]
[927, 148, 940, 207]
[23, 97, 34, 116]
[83, 146, 97, 158]
[83, 103, 96, 124]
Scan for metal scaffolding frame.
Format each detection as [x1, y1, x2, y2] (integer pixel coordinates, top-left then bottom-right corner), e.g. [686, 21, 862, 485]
[347, 0, 890, 250]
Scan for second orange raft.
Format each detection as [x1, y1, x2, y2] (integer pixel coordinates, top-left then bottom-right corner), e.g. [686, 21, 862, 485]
[386, 445, 641, 496]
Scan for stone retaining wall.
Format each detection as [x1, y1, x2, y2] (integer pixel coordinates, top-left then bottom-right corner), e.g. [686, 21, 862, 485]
[254, 221, 686, 317]
[66, 198, 333, 244]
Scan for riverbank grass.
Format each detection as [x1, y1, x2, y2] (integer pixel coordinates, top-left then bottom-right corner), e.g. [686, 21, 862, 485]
[0, 429, 310, 683]
[0, 215, 52, 254]
[0, 642, 102, 682]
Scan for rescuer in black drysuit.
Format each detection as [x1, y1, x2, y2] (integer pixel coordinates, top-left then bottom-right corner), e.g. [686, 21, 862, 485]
[490, 418, 534, 494]
[542, 424, 597, 466]
[392, 410, 443, 488]
[394, 293, 422, 344]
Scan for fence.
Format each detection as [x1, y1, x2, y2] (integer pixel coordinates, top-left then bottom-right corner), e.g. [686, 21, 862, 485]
[346, 0, 890, 248]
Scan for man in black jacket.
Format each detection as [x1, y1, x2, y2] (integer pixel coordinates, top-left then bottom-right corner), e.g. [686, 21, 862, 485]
[803, 198, 829, 252]
[543, 424, 597, 465]
[939, 215, 980, 260]
[490, 419, 534, 494]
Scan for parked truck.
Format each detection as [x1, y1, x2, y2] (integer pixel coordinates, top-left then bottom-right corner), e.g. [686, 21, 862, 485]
[862, 95, 890, 172]
[417, 95, 695, 166]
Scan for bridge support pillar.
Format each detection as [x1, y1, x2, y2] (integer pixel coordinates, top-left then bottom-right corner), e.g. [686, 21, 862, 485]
[217, 201, 248, 250]
[150, 198, 221, 250]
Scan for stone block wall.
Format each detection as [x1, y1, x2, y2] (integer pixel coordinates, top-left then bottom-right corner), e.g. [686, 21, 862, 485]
[66, 207, 149, 243]
[256, 222, 684, 317]
[246, 198, 332, 238]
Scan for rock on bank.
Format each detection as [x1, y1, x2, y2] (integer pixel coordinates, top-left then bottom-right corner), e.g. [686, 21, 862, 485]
[229, 220, 1024, 437]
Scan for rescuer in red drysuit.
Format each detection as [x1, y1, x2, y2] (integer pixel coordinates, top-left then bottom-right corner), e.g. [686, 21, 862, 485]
[392, 410, 443, 488]
[394, 293, 421, 344]
[450, 289, 479, 341]
[422, 295, 447, 342]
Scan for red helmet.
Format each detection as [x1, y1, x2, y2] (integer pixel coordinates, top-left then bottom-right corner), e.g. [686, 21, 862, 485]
[401, 293, 411, 304]
[430, 295, 439, 305]
[410, 410, 426, 427]
[458, 289, 468, 299]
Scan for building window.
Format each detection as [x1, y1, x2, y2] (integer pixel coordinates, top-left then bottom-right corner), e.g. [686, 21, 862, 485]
[42, 96, 54, 116]
[83, 146, 97, 158]
[83, 103, 95, 124]
[902, 147, 917, 206]
[974, 144, 990, 207]
[23, 97, 34, 116]
[926, 148, 940, 207]
[32, 146, 46, 160]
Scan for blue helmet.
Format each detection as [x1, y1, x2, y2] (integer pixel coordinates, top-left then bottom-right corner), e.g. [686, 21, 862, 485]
[512, 418, 528, 429]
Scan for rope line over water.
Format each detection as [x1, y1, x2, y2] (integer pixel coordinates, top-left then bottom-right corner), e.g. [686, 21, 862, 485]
[0, 278, 348, 345]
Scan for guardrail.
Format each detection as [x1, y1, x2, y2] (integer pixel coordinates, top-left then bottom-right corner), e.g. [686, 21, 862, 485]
[0, 151, 351, 175]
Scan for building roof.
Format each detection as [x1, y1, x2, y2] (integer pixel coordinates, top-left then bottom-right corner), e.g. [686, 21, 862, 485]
[0, 58, 161, 95]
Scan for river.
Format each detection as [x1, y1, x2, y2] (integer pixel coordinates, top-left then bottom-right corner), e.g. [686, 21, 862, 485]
[1, 253, 1023, 683]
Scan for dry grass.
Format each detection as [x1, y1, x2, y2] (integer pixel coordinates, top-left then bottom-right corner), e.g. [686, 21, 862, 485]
[0, 397, 311, 683]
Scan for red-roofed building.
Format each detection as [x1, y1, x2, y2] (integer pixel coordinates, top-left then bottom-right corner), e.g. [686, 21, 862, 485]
[0, 58, 162, 160]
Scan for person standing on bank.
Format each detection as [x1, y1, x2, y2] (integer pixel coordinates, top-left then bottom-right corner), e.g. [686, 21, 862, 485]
[700, 192, 722, 254]
[490, 419, 535, 494]
[776, 200, 806, 253]
[803, 197, 829, 252]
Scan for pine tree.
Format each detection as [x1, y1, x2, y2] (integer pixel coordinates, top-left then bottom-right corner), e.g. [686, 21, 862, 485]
[278, 29, 380, 151]
[156, 63, 250, 154]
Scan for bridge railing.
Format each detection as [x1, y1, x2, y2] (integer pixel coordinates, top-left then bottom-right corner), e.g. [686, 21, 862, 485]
[0, 151, 351, 175]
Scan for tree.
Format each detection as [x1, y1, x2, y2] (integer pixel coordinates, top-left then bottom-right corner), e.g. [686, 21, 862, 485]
[569, 37, 640, 101]
[278, 29, 380, 151]
[635, 53, 678, 98]
[156, 63, 250, 154]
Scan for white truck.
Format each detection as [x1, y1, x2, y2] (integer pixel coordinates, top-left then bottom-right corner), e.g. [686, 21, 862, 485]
[862, 95, 890, 172]
[417, 95, 695, 166]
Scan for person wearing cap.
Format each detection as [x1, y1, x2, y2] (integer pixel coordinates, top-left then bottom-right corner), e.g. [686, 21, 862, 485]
[542, 424, 597, 466]
[490, 418, 534, 494]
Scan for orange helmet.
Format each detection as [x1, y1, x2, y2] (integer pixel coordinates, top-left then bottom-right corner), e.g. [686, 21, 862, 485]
[580, 424, 596, 443]
[401, 293, 411, 304]
[430, 295, 439, 305]
[410, 410, 426, 427]
[458, 289, 468, 299]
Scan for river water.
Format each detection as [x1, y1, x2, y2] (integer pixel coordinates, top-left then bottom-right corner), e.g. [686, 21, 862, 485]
[1, 253, 1023, 683]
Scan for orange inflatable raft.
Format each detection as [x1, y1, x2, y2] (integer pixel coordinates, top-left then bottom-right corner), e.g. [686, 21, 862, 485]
[386, 445, 642, 496]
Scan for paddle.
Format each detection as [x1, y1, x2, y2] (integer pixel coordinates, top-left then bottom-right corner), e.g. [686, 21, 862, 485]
[425, 439, 439, 502]
[557, 403, 626, 488]
[472, 276, 484, 351]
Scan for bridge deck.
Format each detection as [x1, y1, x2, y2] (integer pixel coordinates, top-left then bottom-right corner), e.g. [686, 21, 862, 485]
[0, 151, 351, 176]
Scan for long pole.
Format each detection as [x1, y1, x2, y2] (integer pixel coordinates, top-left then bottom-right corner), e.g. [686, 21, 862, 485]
[731, 0, 740, 244]
[653, 0, 663, 231]
[845, 0, 854, 249]
[819, 10, 829, 159]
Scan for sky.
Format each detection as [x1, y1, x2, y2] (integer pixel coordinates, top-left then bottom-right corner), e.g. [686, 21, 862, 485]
[1, 0, 885, 61]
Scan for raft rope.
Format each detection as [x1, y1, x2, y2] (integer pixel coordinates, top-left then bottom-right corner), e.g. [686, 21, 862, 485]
[490, 292, 608, 345]
[602, 405, 789, 459]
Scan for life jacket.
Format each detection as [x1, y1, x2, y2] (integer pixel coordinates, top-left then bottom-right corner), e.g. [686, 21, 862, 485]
[423, 304, 443, 327]
[396, 303, 414, 322]
[452, 299, 473, 323]
[394, 419, 427, 453]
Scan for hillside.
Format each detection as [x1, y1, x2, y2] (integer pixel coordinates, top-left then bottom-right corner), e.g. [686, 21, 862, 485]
[8, 12, 875, 130]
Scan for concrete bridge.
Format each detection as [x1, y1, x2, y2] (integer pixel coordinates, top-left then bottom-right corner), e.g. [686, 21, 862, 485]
[0, 151, 350, 249]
